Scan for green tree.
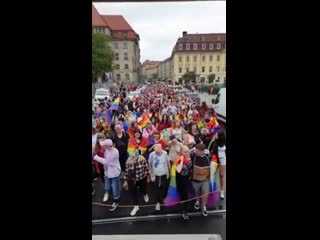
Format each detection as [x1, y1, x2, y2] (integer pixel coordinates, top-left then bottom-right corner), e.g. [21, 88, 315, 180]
[92, 32, 113, 82]
[182, 71, 196, 84]
[208, 74, 216, 84]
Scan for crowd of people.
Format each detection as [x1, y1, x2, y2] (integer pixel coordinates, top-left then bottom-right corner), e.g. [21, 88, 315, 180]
[92, 82, 226, 219]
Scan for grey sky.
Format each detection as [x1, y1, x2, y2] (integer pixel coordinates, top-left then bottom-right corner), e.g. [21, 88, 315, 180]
[94, 1, 226, 63]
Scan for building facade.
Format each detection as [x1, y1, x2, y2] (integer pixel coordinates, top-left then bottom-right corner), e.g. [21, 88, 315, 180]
[158, 57, 173, 80]
[172, 31, 226, 85]
[141, 60, 161, 80]
[92, 4, 141, 83]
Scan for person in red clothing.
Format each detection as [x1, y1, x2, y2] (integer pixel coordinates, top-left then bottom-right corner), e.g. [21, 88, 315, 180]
[157, 114, 172, 131]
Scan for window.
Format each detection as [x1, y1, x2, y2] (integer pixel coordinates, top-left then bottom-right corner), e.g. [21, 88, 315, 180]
[194, 56, 197, 62]
[201, 36, 205, 41]
[179, 67, 182, 73]
[186, 67, 189, 72]
[209, 66, 212, 72]
[217, 43, 221, 49]
[186, 56, 189, 62]
[216, 77, 220, 82]
[186, 43, 190, 50]
[217, 36, 221, 41]
[124, 52, 128, 60]
[113, 32, 117, 37]
[116, 74, 121, 80]
[193, 43, 198, 50]
[125, 74, 130, 80]
[179, 56, 182, 62]
[115, 64, 120, 70]
[178, 44, 183, 50]
[123, 32, 127, 38]
[209, 43, 214, 50]
[202, 66, 205, 72]
[224, 77, 226, 82]
[123, 42, 128, 49]
[194, 67, 197, 72]
[210, 55, 213, 61]
[202, 44, 206, 50]
[217, 55, 220, 61]
[202, 56, 205, 61]
[114, 43, 118, 49]
[114, 53, 119, 61]
[125, 64, 129, 69]
[217, 66, 220, 72]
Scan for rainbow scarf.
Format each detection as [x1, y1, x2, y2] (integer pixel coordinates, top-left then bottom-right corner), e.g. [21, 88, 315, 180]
[138, 115, 149, 129]
[109, 97, 121, 111]
[127, 138, 148, 157]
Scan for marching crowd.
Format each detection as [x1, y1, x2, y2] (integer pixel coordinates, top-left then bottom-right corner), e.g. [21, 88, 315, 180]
[92, 82, 226, 219]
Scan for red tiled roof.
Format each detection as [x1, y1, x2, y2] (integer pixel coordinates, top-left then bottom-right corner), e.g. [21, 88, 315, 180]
[92, 4, 108, 27]
[102, 15, 135, 32]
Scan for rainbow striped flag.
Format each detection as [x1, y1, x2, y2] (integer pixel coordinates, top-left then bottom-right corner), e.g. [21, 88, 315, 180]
[138, 115, 149, 129]
[106, 110, 112, 124]
[207, 155, 220, 206]
[197, 120, 205, 129]
[164, 158, 181, 206]
[127, 138, 148, 157]
[109, 97, 121, 111]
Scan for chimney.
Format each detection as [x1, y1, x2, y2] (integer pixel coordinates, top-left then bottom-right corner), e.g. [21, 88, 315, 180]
[183, 31, 187, 37]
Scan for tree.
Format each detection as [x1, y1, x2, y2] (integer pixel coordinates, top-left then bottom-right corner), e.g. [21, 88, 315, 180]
[182, 71, 196, 84]
[208, 74, 216, 84]
[92, 32, 113, 82]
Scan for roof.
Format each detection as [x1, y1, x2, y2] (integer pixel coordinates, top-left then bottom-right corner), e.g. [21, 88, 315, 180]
[177, 33, 226, 43]
[143, 60, 161, 66]
[102, 15, 135, 32]
[174, 32, 226, 53]
[92, 4, 108, 27]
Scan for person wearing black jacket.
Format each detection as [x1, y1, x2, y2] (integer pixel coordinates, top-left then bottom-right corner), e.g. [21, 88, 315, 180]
[111, 124, 129, 174]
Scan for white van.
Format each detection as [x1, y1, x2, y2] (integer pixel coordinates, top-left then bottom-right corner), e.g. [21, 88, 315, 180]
[167, 85, 186, 93]
[94, 88, 110, 103]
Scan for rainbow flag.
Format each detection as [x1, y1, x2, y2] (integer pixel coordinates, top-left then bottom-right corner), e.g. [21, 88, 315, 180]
[109, 97, 121, 111]
[106, 110, 112, 124]
[138, 115, 149, 129]
[127, 138, 148, 157]
[197, 120, 205, 129]
[207, 155, 220, 206]
[164, 159, 181, 206]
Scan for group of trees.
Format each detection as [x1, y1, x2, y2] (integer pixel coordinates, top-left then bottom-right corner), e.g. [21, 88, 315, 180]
[92, 32, 113, 83]
[182, 72, 217, 85]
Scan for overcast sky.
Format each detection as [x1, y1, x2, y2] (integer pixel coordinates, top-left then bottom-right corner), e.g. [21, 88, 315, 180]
[94, 1, 226, 63]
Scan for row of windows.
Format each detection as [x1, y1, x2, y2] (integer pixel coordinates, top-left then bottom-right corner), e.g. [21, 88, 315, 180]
[114, 52, 129, 61]
[179, 66, 226, 73]
[114, 64, 130, 70]
[178, 43, 225, 51]
[179, 76, 226, 83]
[116, 73, 130, 80]
[93, 27, 106, 34]
[113, 32, 128, 38]
[179, 55, 221, 62]
[113, 42, 128, 49]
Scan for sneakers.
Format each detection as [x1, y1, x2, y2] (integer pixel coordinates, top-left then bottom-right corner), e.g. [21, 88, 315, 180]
[182, 211, 190, 220]
[109, 202, 118, 212]
[144, 194, 149, 203]
[130, 205, 140, 216]
[202, 206, 208, 217]
[103, 192, 109, 202]
[155, 202, 161, 211]
[194, 200, 200, 210]
[220, 191, 225, 199]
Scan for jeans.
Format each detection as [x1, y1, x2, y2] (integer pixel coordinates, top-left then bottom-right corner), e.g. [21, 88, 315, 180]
[104, 176, 120, 202]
